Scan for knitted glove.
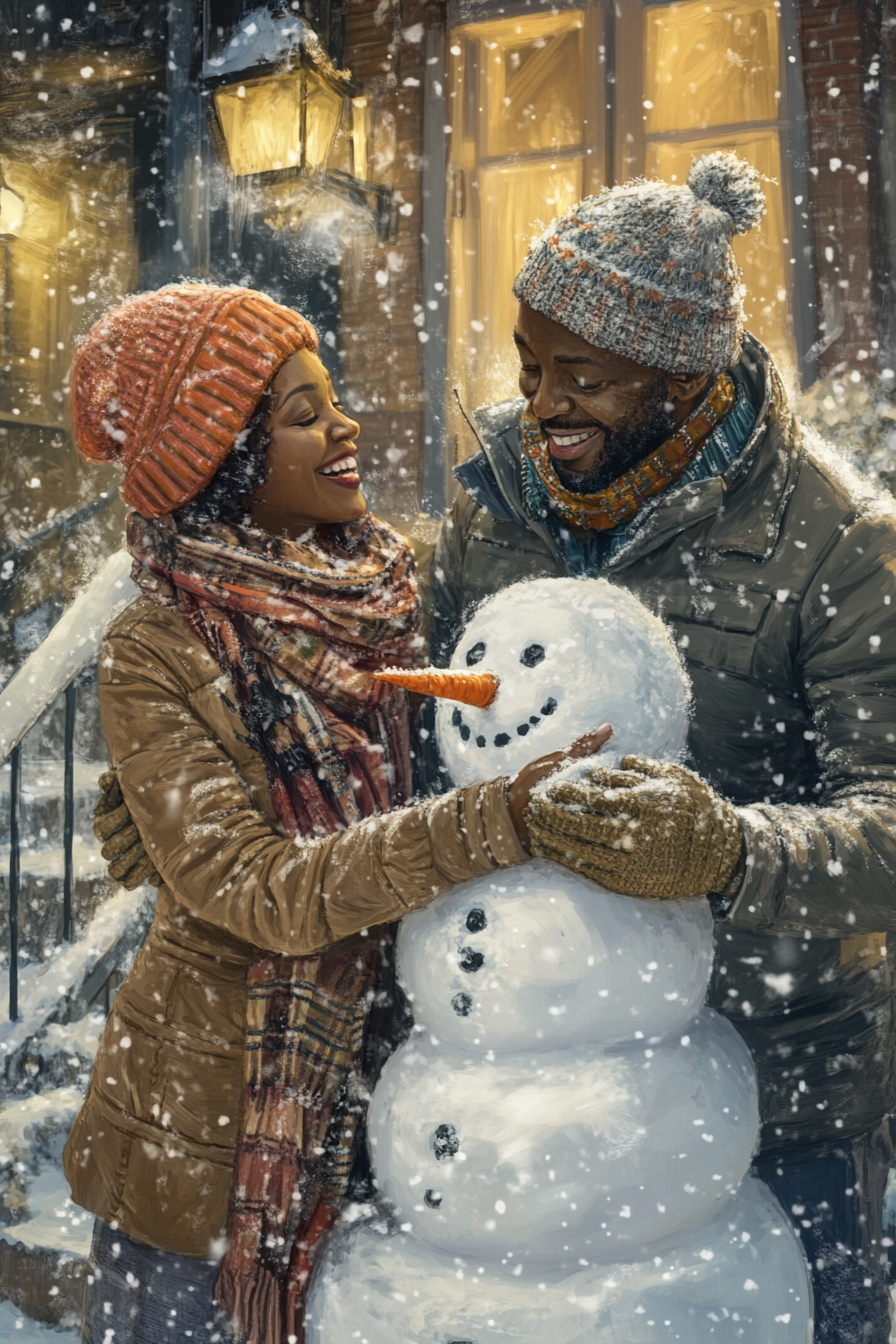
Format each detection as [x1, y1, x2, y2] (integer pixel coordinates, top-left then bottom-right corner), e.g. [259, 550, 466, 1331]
[526, 755, 743, 900]
[93, 771, 161, 890]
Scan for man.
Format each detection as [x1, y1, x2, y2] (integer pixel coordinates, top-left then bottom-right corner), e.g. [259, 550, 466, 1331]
[428, 152, 896, 1342]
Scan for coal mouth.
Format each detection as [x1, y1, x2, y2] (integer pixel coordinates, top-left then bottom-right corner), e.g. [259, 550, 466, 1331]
[451, 697, 558, 749]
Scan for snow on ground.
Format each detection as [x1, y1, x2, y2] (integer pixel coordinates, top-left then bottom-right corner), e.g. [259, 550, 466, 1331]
[0, 1298, 80, 1341]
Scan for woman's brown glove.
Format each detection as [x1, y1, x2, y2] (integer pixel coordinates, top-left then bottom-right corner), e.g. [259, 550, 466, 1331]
[526, 754, 743, 899]
[93, 770, 161, 890]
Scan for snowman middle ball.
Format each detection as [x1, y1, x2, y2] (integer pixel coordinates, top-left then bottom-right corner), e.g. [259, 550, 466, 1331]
[368, 1010, 759, 1263]
[398, 858, 715, 1050]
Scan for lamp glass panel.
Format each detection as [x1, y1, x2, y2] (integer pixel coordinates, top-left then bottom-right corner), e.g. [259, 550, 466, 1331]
[215, 75, 302, 176]
[643, 0, 779, 134]
[645, 131, 794, 373]
[304, 75, 343, 170]
[351, 97, 370, 181]
[483, 10, 584, 158]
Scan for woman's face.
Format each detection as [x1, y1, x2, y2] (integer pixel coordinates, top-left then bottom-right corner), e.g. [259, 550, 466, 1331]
[247, 348, 366, 534]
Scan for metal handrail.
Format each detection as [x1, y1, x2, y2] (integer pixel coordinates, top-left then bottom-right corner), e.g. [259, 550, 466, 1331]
[3, 547, 137, 1019]
[0, 548, 136, 766]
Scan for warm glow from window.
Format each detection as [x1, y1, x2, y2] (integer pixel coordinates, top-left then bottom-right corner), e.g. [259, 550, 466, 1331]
[447, 10, 590, 426]
[643, 0, 795, 374]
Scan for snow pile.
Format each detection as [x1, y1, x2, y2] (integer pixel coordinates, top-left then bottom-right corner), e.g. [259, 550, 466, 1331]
[201, 5, 343, 79]
[799, 368, 896, 492]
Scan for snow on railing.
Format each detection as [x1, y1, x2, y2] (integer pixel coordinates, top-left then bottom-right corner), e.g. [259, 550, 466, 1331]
[0, 549, 136, 767]
[1, 549, 137, 1020]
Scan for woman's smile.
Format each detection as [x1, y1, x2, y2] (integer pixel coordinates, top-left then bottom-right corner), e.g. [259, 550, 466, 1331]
[318, 450, 361, 488]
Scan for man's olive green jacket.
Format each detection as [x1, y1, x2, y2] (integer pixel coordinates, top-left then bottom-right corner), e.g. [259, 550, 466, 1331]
[426, 335, 896, 1152]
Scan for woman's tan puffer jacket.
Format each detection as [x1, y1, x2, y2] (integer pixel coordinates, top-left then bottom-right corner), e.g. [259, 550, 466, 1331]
[63, 599, 526, 1257]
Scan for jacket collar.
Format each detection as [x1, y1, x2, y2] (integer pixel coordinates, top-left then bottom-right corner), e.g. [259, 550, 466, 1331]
[455, 334, 798, 570]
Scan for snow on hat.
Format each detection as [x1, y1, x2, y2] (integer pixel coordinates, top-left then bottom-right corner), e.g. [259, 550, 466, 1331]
[72, 283, 317, 519]
[512, 152, 766, 374]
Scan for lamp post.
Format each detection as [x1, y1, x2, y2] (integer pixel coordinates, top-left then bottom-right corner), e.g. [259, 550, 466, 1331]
[203, 16, 392, 240]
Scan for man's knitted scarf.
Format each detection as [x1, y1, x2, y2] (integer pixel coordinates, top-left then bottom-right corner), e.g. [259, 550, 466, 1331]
[127, 510, 422, 1344]
[520, 371, 736, 532]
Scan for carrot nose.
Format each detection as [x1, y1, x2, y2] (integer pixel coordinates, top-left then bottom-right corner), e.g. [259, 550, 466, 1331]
[373, 667, 500, 709]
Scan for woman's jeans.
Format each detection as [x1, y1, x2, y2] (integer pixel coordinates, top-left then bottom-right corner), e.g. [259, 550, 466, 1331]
[82, 1218, 235, 1343]
[754, 1120, 894, 1344]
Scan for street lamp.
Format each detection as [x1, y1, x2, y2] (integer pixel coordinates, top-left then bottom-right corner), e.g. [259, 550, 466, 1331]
[203, 10, 392, 239]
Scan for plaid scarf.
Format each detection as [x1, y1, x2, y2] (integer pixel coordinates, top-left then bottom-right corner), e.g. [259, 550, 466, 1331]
[127, 511, 422, 1344]
[519, 371, 736, 532]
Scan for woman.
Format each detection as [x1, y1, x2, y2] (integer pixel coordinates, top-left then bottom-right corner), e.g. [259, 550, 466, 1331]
[65, 283, 608, 1344]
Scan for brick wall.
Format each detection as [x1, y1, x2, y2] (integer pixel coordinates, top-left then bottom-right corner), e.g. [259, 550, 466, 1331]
[797, 0, 889, 372]
[339, 0, 436, 517]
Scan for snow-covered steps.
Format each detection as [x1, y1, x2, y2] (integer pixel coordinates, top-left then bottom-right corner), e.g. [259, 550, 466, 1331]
[0, 759, 105, 869]
[0, 1295, 80, 1341]
[0, 840, 107, 882]
[0, 757, 111, 961]
[0, 886, 156, 1330]
[0, 885, 156, 1097]
[0, 1087, 95, 1330]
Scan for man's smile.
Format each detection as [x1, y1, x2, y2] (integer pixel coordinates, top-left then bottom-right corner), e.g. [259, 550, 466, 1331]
[544, 424, 605, 461]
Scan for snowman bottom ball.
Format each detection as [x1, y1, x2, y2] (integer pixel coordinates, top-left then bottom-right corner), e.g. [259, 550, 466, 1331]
[367, 1010, 758, 1263]
[305, 1176, 811, 1344]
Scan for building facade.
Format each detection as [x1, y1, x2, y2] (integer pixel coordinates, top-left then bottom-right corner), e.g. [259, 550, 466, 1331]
[0, 0, 894, 666]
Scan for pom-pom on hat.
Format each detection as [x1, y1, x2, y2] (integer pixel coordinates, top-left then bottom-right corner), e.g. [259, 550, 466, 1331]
[513, 151, 766, 374]
[72, 283, 317, 519]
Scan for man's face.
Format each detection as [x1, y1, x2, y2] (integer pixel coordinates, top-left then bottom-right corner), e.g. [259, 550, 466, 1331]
[513, 304, 708, 493]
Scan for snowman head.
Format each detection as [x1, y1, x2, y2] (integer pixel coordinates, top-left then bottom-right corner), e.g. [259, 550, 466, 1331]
[378, 577, 691, 787]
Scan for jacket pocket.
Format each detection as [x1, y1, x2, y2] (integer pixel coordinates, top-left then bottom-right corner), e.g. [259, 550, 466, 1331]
[663, 583, 772, 679]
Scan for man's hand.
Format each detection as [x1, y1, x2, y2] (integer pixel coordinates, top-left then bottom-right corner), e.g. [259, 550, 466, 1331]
[526, 754, 743, 899]
[507, 723, 613, 845]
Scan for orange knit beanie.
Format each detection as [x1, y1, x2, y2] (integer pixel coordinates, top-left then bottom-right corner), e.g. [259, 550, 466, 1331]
[72, 283, 318, 518]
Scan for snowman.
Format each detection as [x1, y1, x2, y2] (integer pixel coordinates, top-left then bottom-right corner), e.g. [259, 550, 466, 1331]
[306, 577, 812, 1342]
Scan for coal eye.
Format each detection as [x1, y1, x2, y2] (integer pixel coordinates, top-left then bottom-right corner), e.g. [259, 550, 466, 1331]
[521, 643, 545, 668]
[466, 641, 486, 667]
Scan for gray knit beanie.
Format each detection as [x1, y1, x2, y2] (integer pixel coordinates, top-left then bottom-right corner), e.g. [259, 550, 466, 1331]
[512, 152, 766, 374]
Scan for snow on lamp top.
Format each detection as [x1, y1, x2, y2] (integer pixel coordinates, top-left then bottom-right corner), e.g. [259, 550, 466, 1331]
[435, 577, 690, 788]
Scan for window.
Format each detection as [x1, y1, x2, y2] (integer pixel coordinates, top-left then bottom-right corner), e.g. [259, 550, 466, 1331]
[446, 6, 605, 427]
[445, 0, 798, 452]
[620, 0, 797, 374]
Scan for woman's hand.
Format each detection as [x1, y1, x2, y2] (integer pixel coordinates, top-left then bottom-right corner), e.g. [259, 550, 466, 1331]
[506, 723, 613, 846]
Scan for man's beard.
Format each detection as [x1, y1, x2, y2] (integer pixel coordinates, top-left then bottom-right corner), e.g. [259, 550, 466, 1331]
[547, 376, 676, 496]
